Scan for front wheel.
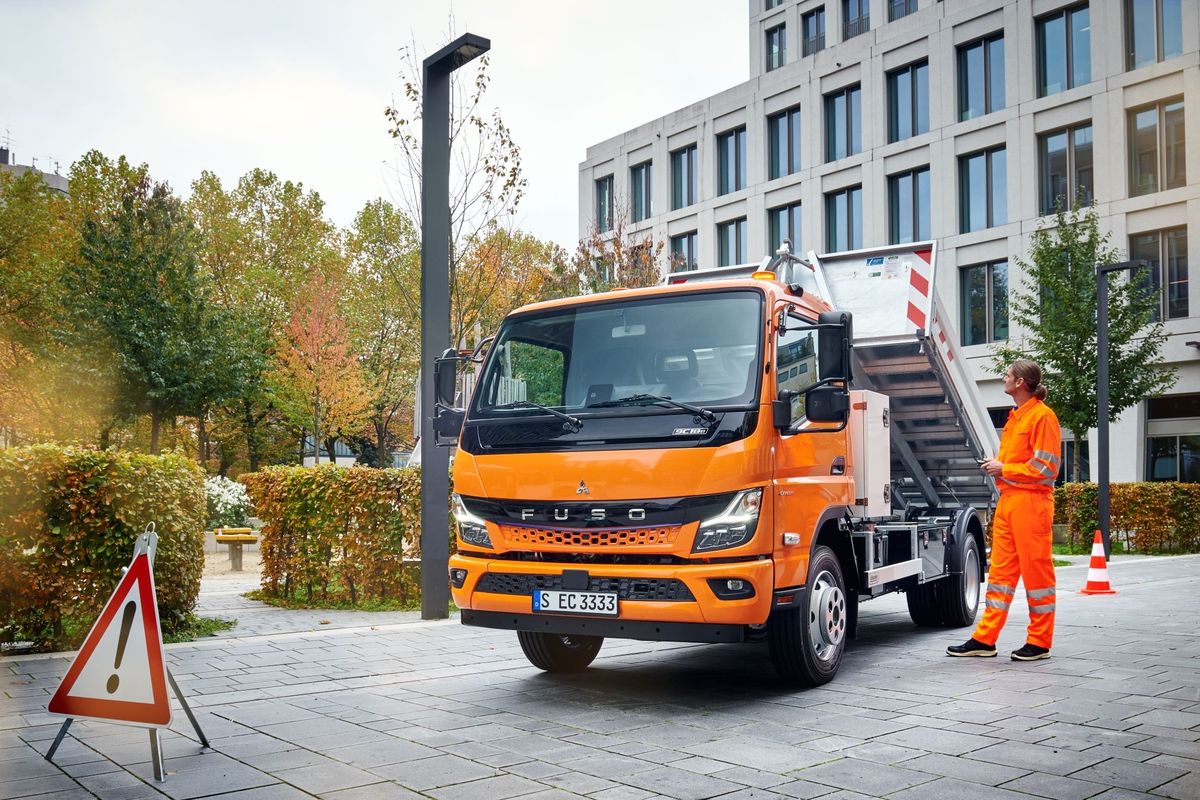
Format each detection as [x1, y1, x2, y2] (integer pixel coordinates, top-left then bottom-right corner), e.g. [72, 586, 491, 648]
[517, 631, 603, 672]
[769, 545, 848, 686]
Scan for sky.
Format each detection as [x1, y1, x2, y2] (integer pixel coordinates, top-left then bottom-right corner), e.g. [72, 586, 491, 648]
[2, 0, 748, 249]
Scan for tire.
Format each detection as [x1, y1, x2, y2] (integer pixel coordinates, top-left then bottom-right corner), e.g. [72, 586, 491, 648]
[906, 580, 942, 627]
[939, 532, 982, 627]
[769, 545, 848, 686]
[517, 631, 603, 673]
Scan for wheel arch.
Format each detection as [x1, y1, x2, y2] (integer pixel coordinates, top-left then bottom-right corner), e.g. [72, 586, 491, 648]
[811, 507, 858, 639]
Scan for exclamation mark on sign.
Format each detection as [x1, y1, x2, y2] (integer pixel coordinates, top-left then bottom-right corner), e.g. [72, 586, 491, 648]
[106, 601, 137, 694]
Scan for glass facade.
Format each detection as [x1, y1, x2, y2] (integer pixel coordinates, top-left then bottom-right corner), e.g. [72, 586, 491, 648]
[718, 127, 747, 196]
[958, 34, 1005, 121]
[887, 60, 929, 143]
[888, 167, 931, 245]
[1037, 5, 1091, 97]
[960, 261, 1009, 345]
[1039, 124, 1093, 214]
[671, 145, 697, 210]
[825, 85, 861, 162]
[768, 106, 802, 180]
[825, 186, 862, 251]
[959, 147, 1007, 232]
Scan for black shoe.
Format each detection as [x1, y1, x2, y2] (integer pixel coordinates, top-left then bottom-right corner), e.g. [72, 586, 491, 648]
[946, 638, 997, 657]
[1011, 643, 1051, 661]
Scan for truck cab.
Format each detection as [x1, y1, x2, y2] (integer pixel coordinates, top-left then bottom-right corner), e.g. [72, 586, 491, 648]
[436, 242, 995, 686]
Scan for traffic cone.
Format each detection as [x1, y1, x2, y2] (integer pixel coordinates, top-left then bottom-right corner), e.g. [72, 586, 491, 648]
[1080, 530, 1117, 595]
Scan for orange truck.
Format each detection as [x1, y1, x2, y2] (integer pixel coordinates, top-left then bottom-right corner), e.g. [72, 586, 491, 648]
[433, 241, 999, 686]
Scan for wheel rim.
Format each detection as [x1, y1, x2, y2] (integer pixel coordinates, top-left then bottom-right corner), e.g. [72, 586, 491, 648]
[963, 545, 981, 612]
[807, 569, 846, 662]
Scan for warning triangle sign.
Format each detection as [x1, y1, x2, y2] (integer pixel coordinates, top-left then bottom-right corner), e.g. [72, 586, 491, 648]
[48, 552, 172, 728]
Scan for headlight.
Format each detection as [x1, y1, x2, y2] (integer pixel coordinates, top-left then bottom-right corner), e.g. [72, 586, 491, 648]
[452, 494, 493, 548]
[693, 489, 762, 552]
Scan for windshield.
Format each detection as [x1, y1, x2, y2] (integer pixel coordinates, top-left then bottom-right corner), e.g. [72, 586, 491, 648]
[472, 290, 763, 419]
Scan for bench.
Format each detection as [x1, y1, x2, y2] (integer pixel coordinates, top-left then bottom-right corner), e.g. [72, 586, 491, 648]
[214, 527, 258, 571]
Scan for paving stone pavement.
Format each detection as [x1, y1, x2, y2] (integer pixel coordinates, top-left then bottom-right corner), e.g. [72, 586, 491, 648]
[3, 555, 1199, 800]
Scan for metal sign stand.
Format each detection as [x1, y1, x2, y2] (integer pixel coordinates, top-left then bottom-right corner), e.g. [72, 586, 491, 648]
[44, 525, 209, 781]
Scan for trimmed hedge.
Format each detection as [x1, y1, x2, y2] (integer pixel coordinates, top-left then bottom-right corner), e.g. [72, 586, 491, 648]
[1055, 482, 1200, 553]
[241, 465, 443, 607]
[0, 445, 206, 651]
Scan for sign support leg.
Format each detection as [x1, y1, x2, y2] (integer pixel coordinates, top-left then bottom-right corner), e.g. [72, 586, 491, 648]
[167, 669, 208, 748]
[43, 718, 73, 761]
[149, 728, 164, 782]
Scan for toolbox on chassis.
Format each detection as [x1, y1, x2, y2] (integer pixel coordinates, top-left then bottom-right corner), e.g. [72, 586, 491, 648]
[433, 240, 999, 686]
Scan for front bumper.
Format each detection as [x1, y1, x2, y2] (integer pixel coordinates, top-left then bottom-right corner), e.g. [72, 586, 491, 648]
[449, 554, 774, 627]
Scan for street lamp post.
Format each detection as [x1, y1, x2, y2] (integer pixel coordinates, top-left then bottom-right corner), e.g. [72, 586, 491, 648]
[1095, 259, 1145, 561]
[420, 33, 490, 620]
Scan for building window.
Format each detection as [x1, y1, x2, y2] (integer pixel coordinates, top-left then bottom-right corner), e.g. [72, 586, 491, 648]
[766, 24, 786, 72]
[825, 186, 862, 251]
[824, 85, 861, 162]
[888, 167, 930, 245]
[1131, 226, 1188, 320]
[671, 145, 697, 210]
[1125, 0, 1183, 70]
[1037, 5, 1091, 97]
[765, 0, 784, 9]
[670, 230, 699, 272]
[717, 218, 748, 266]
[630, 161, 652, 224]
[1147, 435, 1200, 481]
[889, 0, 917, 22]
[1129, 99, 1186, 197]
[768, 106, 802, 179]
[959, 147, 1007, 232]
[717, 127, 747, 196]
[595, 175, 613, 233]
[802, 8, 826, 55]
[960, 260, 1008, 345]
[1038, 123, 1093, 215]
[958, 33, 1005, 121]
[769, 202, 803, 255]
[887, 60, 929, 143]
[843, 0, 869, 40]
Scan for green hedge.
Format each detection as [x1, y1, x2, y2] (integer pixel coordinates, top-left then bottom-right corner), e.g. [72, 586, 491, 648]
[1054, 482, 1200, 553]
[0, 445, 206, 651]
[241, 465, 445, 607]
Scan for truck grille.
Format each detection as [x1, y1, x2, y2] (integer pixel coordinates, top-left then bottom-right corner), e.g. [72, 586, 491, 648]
[499, 525, 681, 549]
[475, 573, 695, 602]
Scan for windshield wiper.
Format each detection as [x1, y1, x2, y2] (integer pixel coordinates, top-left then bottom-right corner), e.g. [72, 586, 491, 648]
[591, 393, 717, 425]
[490, 400, 583, 432]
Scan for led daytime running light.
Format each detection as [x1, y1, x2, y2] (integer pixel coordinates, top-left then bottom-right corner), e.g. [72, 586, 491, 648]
[452, 493, 493, 548]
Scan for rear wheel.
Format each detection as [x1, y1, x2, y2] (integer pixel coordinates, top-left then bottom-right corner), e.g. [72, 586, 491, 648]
[769, 545, 848, 686]
[940, 532, 982, 627]
[517, 631, 603, 672]
[906, 580, 942, 627]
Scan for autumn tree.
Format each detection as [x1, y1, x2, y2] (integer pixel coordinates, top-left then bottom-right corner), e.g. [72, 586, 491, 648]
[273, 271, 371, 463]
[547, 209, 665, 298]
[994, 204, 1176, 481]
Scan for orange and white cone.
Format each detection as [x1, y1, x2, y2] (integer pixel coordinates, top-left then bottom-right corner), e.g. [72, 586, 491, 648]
[1080, 529, 1118, 595]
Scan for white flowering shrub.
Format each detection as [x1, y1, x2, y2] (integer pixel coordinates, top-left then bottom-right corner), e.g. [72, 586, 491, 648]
[205, 475, 250, 530]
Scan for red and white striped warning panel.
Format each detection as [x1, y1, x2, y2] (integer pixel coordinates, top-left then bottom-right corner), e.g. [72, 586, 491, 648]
[48, 553, 172, 728]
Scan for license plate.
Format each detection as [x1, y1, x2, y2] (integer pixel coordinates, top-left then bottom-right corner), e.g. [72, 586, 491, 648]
[532, 589, 618, 616]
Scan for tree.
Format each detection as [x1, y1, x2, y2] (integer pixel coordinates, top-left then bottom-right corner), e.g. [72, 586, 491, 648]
[273, 270, 371, 464]
[993, 204, 1176, 481]
[547, 211, 665, 298]
[72, 170, 251, 453]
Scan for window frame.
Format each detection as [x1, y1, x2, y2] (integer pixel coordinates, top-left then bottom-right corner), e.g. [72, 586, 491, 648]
[824, 84, 862, 162]
[1127, 98, 1186, 197]
[802, 7, 826, 56]
[1125, 0, 1184, 70]
[670, 144, 698, 210]
[630, 161, 652, 224]
[768, 105, 802, 180]
[1130, 226, 1189, 321]
[766, 23, 787, 72]
[595, 175, 614, 233]
[957, 33, 1005, 122]
[888, 0, 918, 22]
[669, 230, 699, 272]
[717, 127, 748, 196]
[887, 60, 929, 144]
[768, 201, 803, 255]
[824, 185, 863, 251]
[843, 0, 870, 40]
[717, 217, 748, 267]
[1037, 122, 1093, 215]
[1036, 4, 1091, 97]
[887, 166, 931, 245]
[959, 146, 1007, 232]
[959, 260, 1009, 346]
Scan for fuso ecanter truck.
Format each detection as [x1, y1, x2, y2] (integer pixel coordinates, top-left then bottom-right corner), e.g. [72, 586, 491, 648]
[431, 241, 999, 686]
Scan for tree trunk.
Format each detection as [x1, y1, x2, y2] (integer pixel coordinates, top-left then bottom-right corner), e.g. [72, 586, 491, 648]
[197, 412, 209, 470]
[1072, 428, 1085, 482]
[324, 437, 338, 464]
[243, 398, 261, 472]
[374, 416, 391, 468]
[150, 412, 162, 455]
[312, 394, 321, 464]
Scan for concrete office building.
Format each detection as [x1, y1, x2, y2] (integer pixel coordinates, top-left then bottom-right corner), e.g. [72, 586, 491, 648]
[578, 0, 1198, 483]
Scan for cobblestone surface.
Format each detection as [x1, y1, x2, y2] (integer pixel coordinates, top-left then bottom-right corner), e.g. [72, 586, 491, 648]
[3, 556, 1198, 799]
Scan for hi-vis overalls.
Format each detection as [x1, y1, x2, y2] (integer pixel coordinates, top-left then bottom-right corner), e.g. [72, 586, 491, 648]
[973, 397, 1063, 649]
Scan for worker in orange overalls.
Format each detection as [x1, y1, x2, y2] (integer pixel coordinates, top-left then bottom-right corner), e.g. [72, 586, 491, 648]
[948, 359, 1062, 661]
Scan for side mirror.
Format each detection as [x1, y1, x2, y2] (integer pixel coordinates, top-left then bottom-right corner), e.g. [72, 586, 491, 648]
[433, 407, 465, 447]
[434, 348, 459, 408]
[817, 311, 852, 382]
[805, 384, 850, 423]
[772, 390, 795, 430]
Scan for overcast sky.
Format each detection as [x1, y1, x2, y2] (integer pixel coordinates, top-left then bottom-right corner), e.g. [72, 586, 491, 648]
[2, 0, 748, 248]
